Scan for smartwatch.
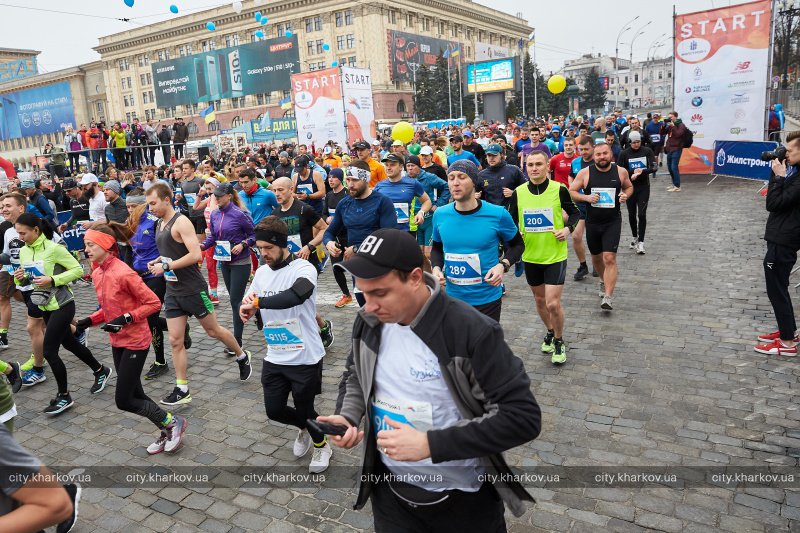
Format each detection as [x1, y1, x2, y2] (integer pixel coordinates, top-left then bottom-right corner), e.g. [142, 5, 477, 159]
[307, 243, 316, 252]
[161, 260, 171, 272]
[501, 259, 511, 273]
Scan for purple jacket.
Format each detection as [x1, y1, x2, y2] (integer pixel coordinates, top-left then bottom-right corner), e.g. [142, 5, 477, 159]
[201, 202, 255, 263]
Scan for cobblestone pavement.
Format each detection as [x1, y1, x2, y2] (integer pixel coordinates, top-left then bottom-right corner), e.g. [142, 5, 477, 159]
[7, 172, 800, 532]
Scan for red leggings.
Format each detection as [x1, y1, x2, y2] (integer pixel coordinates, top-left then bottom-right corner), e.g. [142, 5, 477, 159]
[203, 246, 218, 290]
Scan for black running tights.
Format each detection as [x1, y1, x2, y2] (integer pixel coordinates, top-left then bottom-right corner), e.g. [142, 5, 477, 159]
[113, 346, 167, 428]
[43, 301, 102, 394]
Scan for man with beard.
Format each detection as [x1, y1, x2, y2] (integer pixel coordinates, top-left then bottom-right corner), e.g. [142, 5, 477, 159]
[619, 116, 652, 151]
[569, 142, 634, 311]
[274, 151, 294, 179]
[78, 173, 107, 228]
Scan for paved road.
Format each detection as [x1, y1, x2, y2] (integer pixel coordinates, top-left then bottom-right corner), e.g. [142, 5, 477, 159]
[7, 173, 800, 532]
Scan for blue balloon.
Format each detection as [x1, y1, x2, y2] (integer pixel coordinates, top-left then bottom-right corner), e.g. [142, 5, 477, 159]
[260, 18, 267, 25]
[169, 5, 178, 14]
[255, 11, 262, 20]
[285, 30, 293, 37]
[322, 43, 330, 51]
[206, 21, 216, 31]
[123, 0, 134, 6]
[331, 61, 339, 67]
[255, 30, 265, 39]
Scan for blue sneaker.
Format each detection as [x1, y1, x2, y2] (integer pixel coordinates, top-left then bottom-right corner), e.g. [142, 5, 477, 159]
[22, 368, 46, 387]
[514, 262, 524, 278]
[74, 330, 87, 347]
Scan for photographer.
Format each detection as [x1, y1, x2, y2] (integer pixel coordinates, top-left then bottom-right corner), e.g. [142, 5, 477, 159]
[755, 132, 800, 356]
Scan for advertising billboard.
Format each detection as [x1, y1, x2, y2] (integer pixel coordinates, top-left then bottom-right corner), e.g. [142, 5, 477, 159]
[250, 118, 297, 142]
[465, 57, 518, 94]
[0, 81, 75, 141]
[291, 68, 347, 146]
[476, 42, 511, 61]
[341, 67, 376, 144]
[152, 36, 300, 108]
[673, 0, 771, 174]
[387, 30, 461, 83]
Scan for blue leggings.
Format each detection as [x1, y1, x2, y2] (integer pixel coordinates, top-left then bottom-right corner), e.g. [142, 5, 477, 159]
[220, 262, 250, 346]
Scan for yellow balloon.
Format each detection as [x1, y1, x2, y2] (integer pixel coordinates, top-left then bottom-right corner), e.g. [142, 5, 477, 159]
[548, 75, 567, 95]
[391, 121, 414, 144]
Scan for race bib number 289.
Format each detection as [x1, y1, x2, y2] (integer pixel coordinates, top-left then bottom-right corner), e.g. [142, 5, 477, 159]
[444, 253, 482, 285]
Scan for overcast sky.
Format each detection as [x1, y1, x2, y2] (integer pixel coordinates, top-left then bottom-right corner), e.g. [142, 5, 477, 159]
[5, 0, 745, 74]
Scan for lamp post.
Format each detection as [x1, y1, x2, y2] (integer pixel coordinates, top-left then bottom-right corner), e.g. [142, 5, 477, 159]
[628, 21, 652, 109]
[615, 15, 639, 110]
[643, 34, 668, 109]
[777, 1, 800, 89]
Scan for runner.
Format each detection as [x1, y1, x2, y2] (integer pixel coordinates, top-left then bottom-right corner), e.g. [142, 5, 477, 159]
[14, 213, 112, 415]
[569, 136, 595, 280]
[237, 168, 278, 225]
[446, 135, 481, 168]
[419, 146, 447, 181]
[645, 113, 666, 171]
[549, 137, 578, 187]
[145, 183, 252, 406]
[430, 160, 523, 321]
[292, 155, 327, 218]
[479, 143, 527, 207]
[569, 142, 634, 311]
[239, 216, 332, 473]
[374, 153, 432, 234]
[324, 168, 353, 308]
[78, 173, 107, 228]
[404, 155, 449, 256]
[320, 228, 540, 531]
[193, 177, 221, 304]
[617, 131, 655, 254]
[200, 183, 256, 350]
[353, 141, 387, 187]
[76, 225, 187, 454]
[510, 151, 580, 364]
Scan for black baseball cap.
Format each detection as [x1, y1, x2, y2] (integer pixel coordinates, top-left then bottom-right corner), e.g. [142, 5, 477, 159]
[336, 229, 424, 279]
[213, 182, 235, 197]
[294, 154, 311, 167]
[353, 141, 370, 150]
[62, 178, 78, 190]
[381, 153, 405, 165]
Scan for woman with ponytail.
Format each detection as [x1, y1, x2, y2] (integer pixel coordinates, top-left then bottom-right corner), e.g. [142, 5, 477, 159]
[75, 224, 187, 454]
[13, 213, 111, 415]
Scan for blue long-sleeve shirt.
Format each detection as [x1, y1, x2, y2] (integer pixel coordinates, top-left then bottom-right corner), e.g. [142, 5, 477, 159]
[238, 187, 278, 225]
[413, 169, 449, 212]
[31, 192, 54, 221]
[323, 191, 397, 249]
[201, 202, 255, 262]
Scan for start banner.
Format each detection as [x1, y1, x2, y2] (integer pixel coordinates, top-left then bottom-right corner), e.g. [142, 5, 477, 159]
[291, 68, 347, 147]
[712, 140, 778, 181]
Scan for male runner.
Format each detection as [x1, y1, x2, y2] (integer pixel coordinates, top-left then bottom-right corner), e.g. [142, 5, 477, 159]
[430, 160, 523, 321]
[446, 136, 482, 168]
[549, 137, 578, 187]
[510, 151, 580, 364]
[353, 141, 387, 187]
[569, 142, 634, 311]
[569, 136, 595, 280]
[145, 183, 252, 406]
[617, 131, 655, 254]
[479, 143, 526, 208]
[374, 153, 432, 233]
[324, 169, 352, 308]
[176, 159, 207, 245]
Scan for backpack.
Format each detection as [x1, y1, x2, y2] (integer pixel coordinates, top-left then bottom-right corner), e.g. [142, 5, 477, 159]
[682, 127, 694, 148]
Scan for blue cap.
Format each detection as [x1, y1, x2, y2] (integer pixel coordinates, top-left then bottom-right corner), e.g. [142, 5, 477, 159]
[551, 126, 561, 132]
[463, 131, 474, 137]
[329, 168, 344, 180]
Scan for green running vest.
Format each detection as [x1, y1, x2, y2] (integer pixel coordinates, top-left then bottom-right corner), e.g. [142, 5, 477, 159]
[515, 181, 568, 265]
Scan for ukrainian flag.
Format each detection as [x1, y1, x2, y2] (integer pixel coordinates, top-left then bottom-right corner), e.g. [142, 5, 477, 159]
[200, 104, 216, 125]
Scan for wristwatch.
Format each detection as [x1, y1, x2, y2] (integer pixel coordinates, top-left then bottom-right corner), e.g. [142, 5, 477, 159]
[501, 259, 511, 273]
[307, 243, 316, 252]
[161, 260, 171, 272]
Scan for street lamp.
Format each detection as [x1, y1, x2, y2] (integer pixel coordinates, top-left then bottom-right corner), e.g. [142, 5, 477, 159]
[627, 21, 652, 109]
[615, 15, 639, 109]
[777, 1, 800, 89]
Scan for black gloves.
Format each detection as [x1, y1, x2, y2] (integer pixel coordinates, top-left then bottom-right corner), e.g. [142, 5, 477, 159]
[75, 317, 92, 332]
[101, 313, 133, 333]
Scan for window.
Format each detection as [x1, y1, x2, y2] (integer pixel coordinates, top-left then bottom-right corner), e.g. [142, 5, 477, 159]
[144, 109, 153, 120]
[124, 96, 129, 107]
[346, 34, 355, 49]
[316, 39, 324, 54]
[252, 31, 265, 42]
[465, 29, 471, 40]
[307, 41, 315, 55]
[126, 113, 132, 124]
[667, 71, 672, 78]
[118, 58, 130, 71]
[121, 78, 128, 90]
[314, 16, 322, 31]
[202, 40, 216, 52]
[439, 22, 446, 35]
[305, 16, 322, 32]
[207, 120, 219, 132]
[397, 100, 407, 113]
[187, 122, 198, 134]
[422, 18, 430, 31]
[337, 35, 345, 50]
[634, 74, 639, 83]
[231, 116, 243, 128]
[130, 94, 135, 106]
[634, 88, 639, 96]
[225, 34, 240, 47]
[283, 90, 291, 100]
[451, 25, 458, 37]
[345, 10, 353, 25]
[624, 76, 628, 84]
[257, 93, 265, 105]
[388, 10, 396, 24]
[347, 56, 356, 67]
[277, 22, 292, 35]
[137, 54, 149, 67]
[96, 102, 104, 114]
[306, 18, 313, 32]
[407, 14, 414, 28]
[148, 90, 154, 102]
[185, 103, 198, 115]
[335, 12, 343, 27]
[140, 73, 152, 86]
[142, 92, 149, 104]
[658, 71, 663, 80]
[232, 97, 245, 108]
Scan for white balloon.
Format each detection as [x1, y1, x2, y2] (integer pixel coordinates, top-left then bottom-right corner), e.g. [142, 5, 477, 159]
[253, 0, 264, 4]
[232, 1, 243, 14]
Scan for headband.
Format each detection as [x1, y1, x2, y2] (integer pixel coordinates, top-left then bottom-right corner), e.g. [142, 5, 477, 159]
[255, 229, 288, 248]
[125, 195, 146, 206]
[347, 166, 370, 181]
[84, 230, 117, 252]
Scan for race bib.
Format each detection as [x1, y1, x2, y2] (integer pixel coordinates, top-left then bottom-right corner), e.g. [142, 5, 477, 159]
[650, 134, 661, 143]
[263, 318, 304, 352]
[592, 188, 616, 208]
[628, 157, 648, 171]
[2, 265, 14, 274]
[328, 208, 336, 217]
[297, 183, 313, 195]
[162, 256, 178, 282]
[523, 207, 554, 233]
[185, 193, 197, 206]
[444, 253, 482, 286]
[371, 396, 434, 440]
[22, 260, 45, 278]
[214, 240, 231, 262]
[287, 234, 302, 253]
[394, 203, 410, 224]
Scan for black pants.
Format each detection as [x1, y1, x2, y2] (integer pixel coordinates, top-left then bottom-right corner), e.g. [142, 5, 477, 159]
[43, 301, 102, 394]
[370, 474, 506, 533]
[220, 262, 250, 346]
[144, 276, 168, 365]
[148, 144, 157, 165]
[68, 153, 80, 174]
[174, 143, 184, 159]
[331, 249, 350, 296]
[261, 360, 324, 444]
[627, 181, 650, 242]
[113, 347, 167, 428]
[473, 298, 502, 322]
[764, 241, 798, 340]
[161, 146, 171, 165]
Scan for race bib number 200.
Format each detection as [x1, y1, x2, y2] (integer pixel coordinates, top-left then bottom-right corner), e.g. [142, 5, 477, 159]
[444, 253, 482, 285]
[523, 208, 554, 233]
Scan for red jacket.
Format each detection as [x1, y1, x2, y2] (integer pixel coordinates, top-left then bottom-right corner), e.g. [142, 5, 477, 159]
[89, 255, 161, 350]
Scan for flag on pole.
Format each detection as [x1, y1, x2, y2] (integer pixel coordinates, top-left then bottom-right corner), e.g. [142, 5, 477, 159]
[200, 104, 216, 125]
[443, 48, 450, 58]
[451, 47, 460, 57]
[527, 31, 535, 46]
[259, 113, 272, 130]
[279, 96, 292, 110]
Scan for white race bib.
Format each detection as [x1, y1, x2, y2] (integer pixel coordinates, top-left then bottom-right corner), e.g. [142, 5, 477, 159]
[523, 207, 554, 233]
[162, 257, 178, 282]
[263, 318, 304, 352]
[592, 188, 616, 208]
[650, 134, 661, 143]
[287, 234, 302, 253]
[444, 252, 482, 286]
[328, 208, 336, 217]
[297, 183, 313, 195]
[628, 157, 648, 171]
[22, 260, 45, 279]
[185, 193, 198, 206]
[371, 395, 434, 441]
[394, 203, 410, 224]
[214, 240, 231, 261]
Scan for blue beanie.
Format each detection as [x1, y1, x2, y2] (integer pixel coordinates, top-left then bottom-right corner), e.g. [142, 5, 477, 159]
[447, 160, 482, 192]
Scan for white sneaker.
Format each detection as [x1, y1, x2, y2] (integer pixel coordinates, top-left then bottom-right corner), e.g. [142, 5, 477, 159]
[598, 281, 606, 297]
[309, 444, 332, 473]
[629, 239, 637, 249]
[601, 295, 614, 310]
[666, 186, 677, 192]
[293, 428, 312, 458]
[164, 415, 187, 453]
[636, 242, 646, 255]
[147, 430, 168, 455]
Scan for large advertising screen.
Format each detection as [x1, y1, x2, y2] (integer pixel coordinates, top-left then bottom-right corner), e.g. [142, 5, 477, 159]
[152, 36, 300, 108]
[0, 81, 75, 141]
[341, 67, 376, 144]
[673, 0, 771, 174]
[387, 30, 461, 83]
[465, 57, 518, 94]
[291, 68, 347, 146]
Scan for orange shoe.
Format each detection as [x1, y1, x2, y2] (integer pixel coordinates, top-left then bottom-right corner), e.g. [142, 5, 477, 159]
[334, 295, 353, 308]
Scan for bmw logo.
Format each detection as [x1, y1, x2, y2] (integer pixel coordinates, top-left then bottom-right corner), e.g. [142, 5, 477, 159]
[691, 96, 703, 107]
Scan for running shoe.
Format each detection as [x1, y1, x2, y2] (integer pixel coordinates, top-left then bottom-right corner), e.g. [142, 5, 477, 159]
[56, 482, 81, 533]
[754, 339, 797, 356]
[74, 329, 87, 347]
[320, 320, 334, 348]
[294, 428, 312, 457]
[161, 387, 192, 406]
[224, 348, 237, 357]
[20, 353, 42, 372]
[573, 264, 589, 281]
[514, 262, 524, 278]
[22, 368, 46, 387]
[601, 295, 614, 311]
[309, 444, 332, 474]
[237, 350, 252, 381]
[147, 430, 168, 455]
[209, 292, 220, 306]
[6, 361, 21, 394]
[636, 242, 646, 255]
[0, 332, 8, 350]
[551, 339, 566, 365]
[43, 393, 74, 416]
[334, 295, 353, 308]
[541, 332, 555, 354]
[629, 239, 637, 249]
[164, 415, 188, 453]
[757, 331, 800, 343]
[90, 366, 112, 394]
[144, 362, 169, 380]
[183, 323, 192, 350]
[592, 269, 599, 277]
[598, 282, 606, 297]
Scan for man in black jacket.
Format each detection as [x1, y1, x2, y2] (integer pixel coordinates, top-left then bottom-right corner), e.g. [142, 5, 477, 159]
[158, 125, 172, 165]
[319, 229, 540, 532]
[755, 131, 800, 356]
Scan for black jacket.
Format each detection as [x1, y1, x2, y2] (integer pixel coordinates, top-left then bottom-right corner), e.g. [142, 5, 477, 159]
[765, 165, 800, 250]
[338, 274, 541, 517]
[479, 161, 527, 208]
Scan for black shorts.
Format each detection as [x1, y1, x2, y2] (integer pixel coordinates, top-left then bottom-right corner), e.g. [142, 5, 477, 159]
[524, 260, 567, 286]
[261, 359, 323, 400]
[21, 290, 43, 319]
[576, 202, 588, 220]
[473, 298, 502, 322]
[190, 216, 207, 234]
[586, 218, 622, 255]
[164, 290, 214, 319]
